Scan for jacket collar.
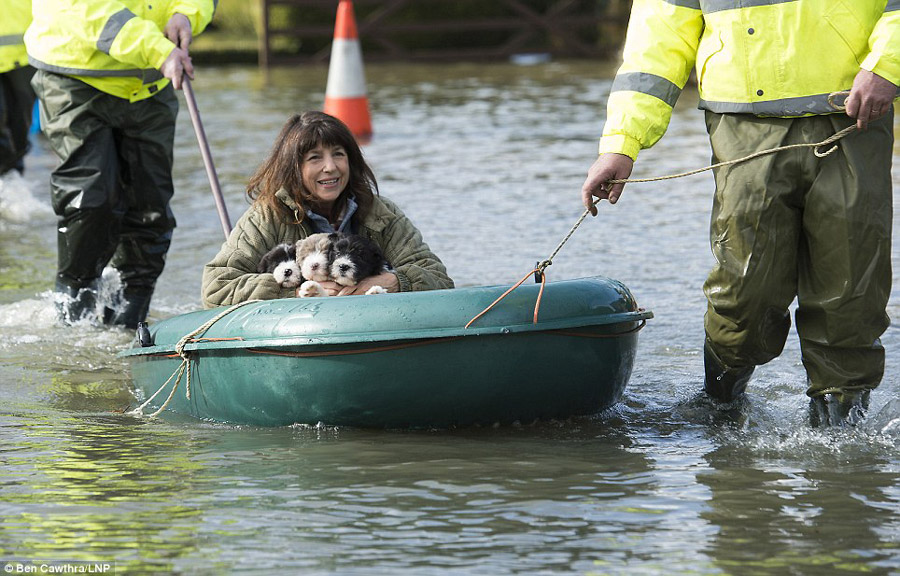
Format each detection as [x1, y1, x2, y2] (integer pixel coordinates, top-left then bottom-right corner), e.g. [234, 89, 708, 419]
[275, 188, 391, 234]
[275, 188, 300, 213]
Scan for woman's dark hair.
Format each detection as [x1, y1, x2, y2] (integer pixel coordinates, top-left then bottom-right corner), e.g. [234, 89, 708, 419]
[247, 111, 378, 223]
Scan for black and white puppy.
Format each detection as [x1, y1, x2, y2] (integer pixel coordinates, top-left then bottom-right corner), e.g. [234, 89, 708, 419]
[257, 243, 302, 289]
[328, 232, 390, 291]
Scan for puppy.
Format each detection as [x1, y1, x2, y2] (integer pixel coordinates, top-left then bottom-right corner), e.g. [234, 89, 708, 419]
[293, 233, 332, 298]
[328, 233, 390, 293]
[257, 243, 302, 289]
[295, 233, 332, 283]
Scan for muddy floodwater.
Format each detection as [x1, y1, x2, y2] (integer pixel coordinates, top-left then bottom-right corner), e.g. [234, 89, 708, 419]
[0, 61, 898, 575]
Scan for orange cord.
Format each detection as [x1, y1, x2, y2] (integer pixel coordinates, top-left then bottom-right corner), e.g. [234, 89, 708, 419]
[533, 268, 547, 324]
[465, 267, 547, 329]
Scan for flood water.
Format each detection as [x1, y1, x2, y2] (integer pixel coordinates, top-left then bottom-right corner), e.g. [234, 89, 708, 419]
[1, 61, 898, 574]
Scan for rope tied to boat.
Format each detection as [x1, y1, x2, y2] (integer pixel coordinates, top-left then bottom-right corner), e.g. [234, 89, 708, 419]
[128, 299, 261, 418]
[465, 111, 858, 329]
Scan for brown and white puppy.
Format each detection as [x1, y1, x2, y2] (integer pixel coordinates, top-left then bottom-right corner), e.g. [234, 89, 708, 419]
[295, 233, 333, 283]
[294, 233, 332, 298]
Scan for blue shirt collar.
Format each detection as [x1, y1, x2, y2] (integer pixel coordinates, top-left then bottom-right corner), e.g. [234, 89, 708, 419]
[305, 195, 358, 234]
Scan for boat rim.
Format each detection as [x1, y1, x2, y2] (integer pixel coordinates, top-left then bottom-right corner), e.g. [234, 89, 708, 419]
[119, 307, 653, 358]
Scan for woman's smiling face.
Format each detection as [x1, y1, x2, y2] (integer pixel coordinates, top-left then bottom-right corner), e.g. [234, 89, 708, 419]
[301, 142, 350, 211]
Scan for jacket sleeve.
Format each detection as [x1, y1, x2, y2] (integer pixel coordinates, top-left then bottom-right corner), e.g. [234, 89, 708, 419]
[201, 204, 298, 309]
[368, 198, 454, 292]
[599, 0, 704, 160]
[77, 0, 173, 70]
[99, 0, 215, 71]
[169, 0, 216, 38]
[862, 3, 900, 88]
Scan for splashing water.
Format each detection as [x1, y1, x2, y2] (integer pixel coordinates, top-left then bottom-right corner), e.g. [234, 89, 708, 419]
[0, 170, 52, 224]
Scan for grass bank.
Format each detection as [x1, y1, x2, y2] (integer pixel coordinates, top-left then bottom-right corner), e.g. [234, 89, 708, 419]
[190, 0, 626, 65]
[191, 0, 261, 64]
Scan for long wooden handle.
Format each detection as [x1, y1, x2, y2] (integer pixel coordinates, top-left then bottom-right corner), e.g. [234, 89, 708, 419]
[182, 76, 232, 239]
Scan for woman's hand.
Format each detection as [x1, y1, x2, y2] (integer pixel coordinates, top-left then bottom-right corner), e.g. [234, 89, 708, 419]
[318, 271, 400, 296]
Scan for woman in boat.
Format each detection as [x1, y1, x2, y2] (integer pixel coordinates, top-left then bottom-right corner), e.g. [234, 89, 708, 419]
[201, 111, 454, 308]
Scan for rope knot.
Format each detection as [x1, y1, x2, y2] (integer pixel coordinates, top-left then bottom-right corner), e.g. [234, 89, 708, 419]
[128, 299, 260, 418]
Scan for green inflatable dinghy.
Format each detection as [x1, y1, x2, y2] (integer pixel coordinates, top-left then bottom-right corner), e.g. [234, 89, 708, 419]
[119, 276, 652, 428]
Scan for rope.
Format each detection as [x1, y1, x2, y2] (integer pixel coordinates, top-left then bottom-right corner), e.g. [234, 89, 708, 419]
[128, 299, 260, 418]
[542, 125, 855, 278]
[466, 120, 858, 329]
[464, 266, 547, 330]
[604, 123, 856, 186]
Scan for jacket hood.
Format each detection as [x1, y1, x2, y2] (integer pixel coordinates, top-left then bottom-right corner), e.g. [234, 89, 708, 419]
[274, 188, 302, 214]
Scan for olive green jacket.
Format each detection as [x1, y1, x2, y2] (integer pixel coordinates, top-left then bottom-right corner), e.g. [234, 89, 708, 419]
[201, 189, 454, 308]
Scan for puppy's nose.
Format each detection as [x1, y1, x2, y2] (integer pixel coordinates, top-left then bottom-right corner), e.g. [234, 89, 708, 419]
[284, 269, 292, 277]
[339, 264, 351, 273]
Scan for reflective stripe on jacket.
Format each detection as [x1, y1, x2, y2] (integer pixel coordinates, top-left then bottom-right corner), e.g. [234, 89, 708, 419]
[600, 0, 900, 160]
[24, 0, 215, 102]
[0, 0, 32, 73]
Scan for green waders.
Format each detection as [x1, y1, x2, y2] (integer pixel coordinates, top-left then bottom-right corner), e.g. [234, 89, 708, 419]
[32, 70, 178, 328]
[0, 65, 36, 175]
[702, 111, 893, 408]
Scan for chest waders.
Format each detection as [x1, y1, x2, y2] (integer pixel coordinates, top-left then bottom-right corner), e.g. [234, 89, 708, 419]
[32, 70, 178, 328]
[701, 110, 893, 422]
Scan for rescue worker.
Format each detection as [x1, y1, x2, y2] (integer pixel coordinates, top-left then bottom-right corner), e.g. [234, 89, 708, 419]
[0, 0, 35, 175]
[24, 0, 216, 328]
[581, 1, 898, 426]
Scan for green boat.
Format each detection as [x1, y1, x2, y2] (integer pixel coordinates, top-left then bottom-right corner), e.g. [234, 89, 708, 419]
[119, 276, 652, 428]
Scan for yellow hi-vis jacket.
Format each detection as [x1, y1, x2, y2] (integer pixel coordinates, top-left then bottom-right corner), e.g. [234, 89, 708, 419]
[600, 0, 900, 161]
[0, 0, 32, 73]
[24, 0, 215, 102]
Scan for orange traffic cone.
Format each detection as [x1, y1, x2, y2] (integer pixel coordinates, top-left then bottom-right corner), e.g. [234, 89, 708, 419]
[323, 0, 372, 142]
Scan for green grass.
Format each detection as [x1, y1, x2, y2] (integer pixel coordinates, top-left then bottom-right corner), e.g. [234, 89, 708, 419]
[189, 0, 624, 64]
[191, 0, 261, 63]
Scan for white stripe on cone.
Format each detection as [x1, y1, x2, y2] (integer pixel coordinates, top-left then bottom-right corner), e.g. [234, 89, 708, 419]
[325, 38, 367, 98]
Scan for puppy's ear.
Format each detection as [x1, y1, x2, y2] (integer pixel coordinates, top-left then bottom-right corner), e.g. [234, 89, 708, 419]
[257, 246, 279, 273]
[316, 233, 334, 252]
[258, 243, 293, 273]
[369, 238, 385, 262]
[364, 237, 388, 276]
[357, 235, 385, 263]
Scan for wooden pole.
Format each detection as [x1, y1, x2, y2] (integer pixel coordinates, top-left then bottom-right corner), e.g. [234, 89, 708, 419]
[182, 76, 232, 239]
